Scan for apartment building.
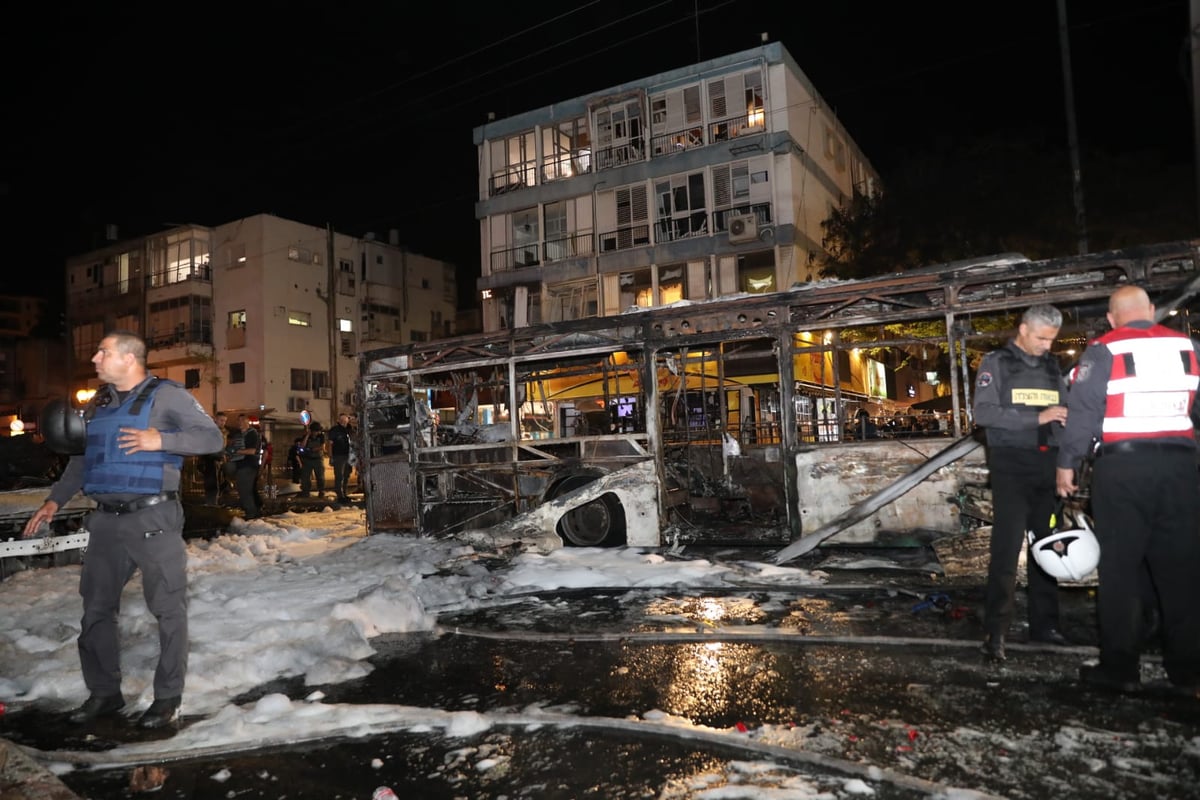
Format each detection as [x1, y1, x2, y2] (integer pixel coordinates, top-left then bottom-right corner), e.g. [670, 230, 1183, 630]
[474, 41, 879, 332]
[0, 294, 56, 415]
[64, 214, 458, 427]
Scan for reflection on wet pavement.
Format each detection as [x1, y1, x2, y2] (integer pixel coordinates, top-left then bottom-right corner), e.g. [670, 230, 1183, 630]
[6, 561, 1198, 799]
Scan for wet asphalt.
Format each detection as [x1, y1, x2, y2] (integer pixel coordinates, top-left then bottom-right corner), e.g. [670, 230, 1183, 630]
[3, 546, 1198, 800]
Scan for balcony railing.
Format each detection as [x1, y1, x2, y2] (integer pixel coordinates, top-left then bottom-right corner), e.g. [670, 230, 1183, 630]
[147, 265, 213, 289]
[146, 323, 213, 351]
[713, 203, 774, 233]
[709, 111, 765, 143]
[598, 223, 651, 253]
[490, 243, 542, 273]
[541, 150, 592, 183]
[544, 232, 594, 262]
[486, 204, 773, 268]
[594, 141, 644, 171]
[650, 125, 704, 157]
[489, 164, 535, 197]
[655, 214, 709, 243]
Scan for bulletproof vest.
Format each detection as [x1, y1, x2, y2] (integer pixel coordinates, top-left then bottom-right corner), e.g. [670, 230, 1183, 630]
[83, 377, 184, 495]
[984, 345, 1063, 450]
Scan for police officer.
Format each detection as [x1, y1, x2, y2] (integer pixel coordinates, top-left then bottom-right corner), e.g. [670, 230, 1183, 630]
[1056, 286, 1200, 695]
[227, 414, 262, 519]
[973, 304, 1070, 661]
[22, 330, 225, 728]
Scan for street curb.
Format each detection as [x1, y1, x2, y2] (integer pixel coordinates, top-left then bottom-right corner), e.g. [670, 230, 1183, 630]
[0, 737, 81, 799]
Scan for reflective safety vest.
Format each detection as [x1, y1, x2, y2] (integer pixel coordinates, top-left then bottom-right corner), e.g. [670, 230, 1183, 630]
[1096, 324, 1199, 443]
[83, 378, 184, 495]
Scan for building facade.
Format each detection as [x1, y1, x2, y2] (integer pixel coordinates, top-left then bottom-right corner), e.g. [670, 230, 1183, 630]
[474, 41, 879, 332]
[64, 214, 458, 429]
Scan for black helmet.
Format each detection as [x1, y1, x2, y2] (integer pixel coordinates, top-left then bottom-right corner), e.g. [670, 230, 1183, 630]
[41, 398, 88, 455]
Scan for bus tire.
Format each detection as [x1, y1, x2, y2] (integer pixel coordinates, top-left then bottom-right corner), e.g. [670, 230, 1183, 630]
[548, 474, 627, 547]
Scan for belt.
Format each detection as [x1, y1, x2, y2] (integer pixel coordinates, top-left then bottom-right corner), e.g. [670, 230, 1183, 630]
[93, 491, 179, 515]
[1098, 440, 1196, 457]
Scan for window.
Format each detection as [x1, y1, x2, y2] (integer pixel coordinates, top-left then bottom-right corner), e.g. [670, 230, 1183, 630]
[338, 318, 353, 332]
[618, 268, 653, 310]
[489, 130, 537, 195]
[148, 232, 211, 287]
[650, 85, 703, 156]
[288, 310, 311, 327]
[228, 242, 247, 267]
[659, 264, 687, 304]
[185, 368, 201, 389]
[228, 310, 246, 328]
[546, 281, 598, 323]
[288, 246, 319, 264]
[655, 171, 708, 242]
[230, 362, 246, 384]
[598, 184, 650, 252]
[410, 331, 428, 342]
[594, 96, 644, 170]
[709, 70, 764, 141]
[291, 368, 311, 391]
[825, 126, 847, 172]
[148, 295, 212, 347]
[738, 251, 776, 294]
[541, 116, 591, 181]
[511, 207, 540, 267]
[312, 370, 329, 392]
[712, 156, 772, 231]
[338, 258, 356, 294]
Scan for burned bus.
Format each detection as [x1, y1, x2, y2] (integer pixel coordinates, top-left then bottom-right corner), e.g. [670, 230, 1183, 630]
[358, 240, 1199, 549]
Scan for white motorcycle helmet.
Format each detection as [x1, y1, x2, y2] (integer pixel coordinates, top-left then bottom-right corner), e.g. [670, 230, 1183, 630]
[1027, 513, 1100, 581]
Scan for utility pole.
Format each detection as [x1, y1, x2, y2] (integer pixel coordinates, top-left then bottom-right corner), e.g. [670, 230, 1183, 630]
[1057, 0, 1089, 254]
[326, 223, 338, 418]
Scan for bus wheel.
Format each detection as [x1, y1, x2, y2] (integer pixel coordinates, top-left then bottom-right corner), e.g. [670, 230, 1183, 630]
[550, 475, 627, 547]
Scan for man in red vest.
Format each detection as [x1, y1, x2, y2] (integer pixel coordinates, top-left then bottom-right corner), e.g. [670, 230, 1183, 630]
[1057, 286, 1200, 696]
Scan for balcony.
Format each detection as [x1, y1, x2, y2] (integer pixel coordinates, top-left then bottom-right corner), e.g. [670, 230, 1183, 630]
[650, 125, 705, 158]
[594, 141, 644, 171]
[489, 164, 535, 197]
[598, 223, 651, 253]
[541, 150, 592, 183]
[655, 214, 709, 243]
[709, 110, 765, 143]
[146, 324, 213, 367]
[490, 243, 542, 273]
[544, 232, 594, 263]
[713, 203, 774, 233]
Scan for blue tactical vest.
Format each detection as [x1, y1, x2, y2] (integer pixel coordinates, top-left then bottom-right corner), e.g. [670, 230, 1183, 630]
[83, 378, 184, 495]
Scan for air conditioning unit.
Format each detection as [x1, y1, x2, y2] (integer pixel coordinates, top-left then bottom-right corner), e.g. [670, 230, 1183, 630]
[317, 387, 333, 399]
[287, 397, 307, 412]
[728, 214, 758, 243]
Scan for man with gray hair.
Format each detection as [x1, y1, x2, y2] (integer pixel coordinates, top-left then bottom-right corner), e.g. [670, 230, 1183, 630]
[973, 304, 1071, 661]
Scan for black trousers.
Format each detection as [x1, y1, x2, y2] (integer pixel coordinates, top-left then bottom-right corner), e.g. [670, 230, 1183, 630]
[235, 464, 260, 518]
[1091, 448, 1200, 684]
[984, 447, 1061, 639]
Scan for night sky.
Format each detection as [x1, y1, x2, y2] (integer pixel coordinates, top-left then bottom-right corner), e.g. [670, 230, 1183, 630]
[3, 0, 1192, 310]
